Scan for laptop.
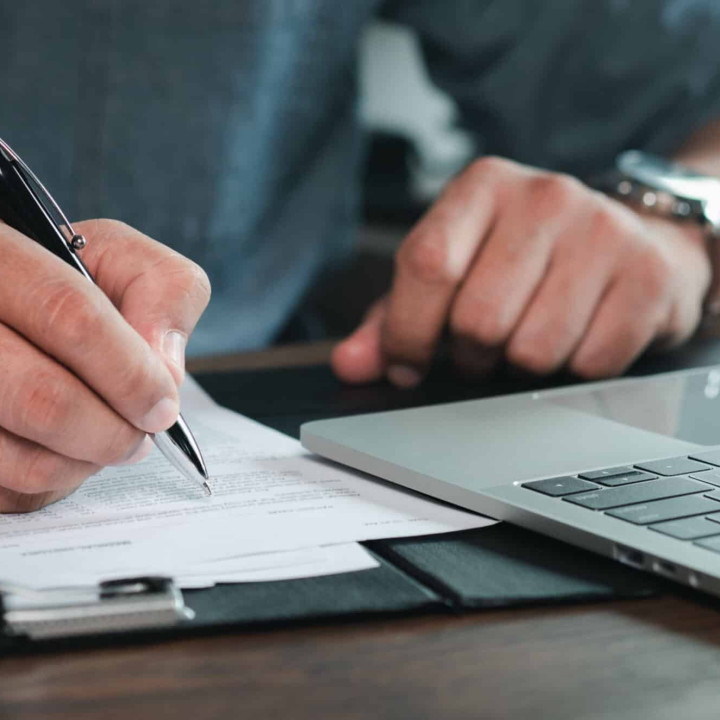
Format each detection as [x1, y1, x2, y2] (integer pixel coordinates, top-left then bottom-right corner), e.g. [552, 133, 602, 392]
[301, 365, 720, 597]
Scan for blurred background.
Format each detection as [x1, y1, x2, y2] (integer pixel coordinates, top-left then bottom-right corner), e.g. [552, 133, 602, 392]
[283, 19, 475, 343]
[4, 3, 715, 358]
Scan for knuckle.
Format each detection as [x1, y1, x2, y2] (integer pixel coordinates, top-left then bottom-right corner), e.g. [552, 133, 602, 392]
[584, 204, 624, 256]
[585, 205, 609, 240]
[31, 279, 107, 352]
[183, 260, 212, 309]
[452, 156, 515, 205]
[188, 261, 212, 302]
[17, 370, 74, 437]
[529, 173, 583, 216]
[396, 234, 454, 286]
[590, 200, 622, 236]
[635, 249, 674, 303]
[159, 256, 213, 311]
[463, 155, 513, 183]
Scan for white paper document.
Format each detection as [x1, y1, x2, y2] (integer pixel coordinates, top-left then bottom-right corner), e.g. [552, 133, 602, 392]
[0, 378, 495, 589]
[0, 539, 379, 590]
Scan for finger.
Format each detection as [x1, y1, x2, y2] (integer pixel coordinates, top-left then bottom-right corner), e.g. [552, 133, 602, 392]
[74, 220, 212, 385]
[569, 278, 667, 379]
[381, 159, 513, 382]
[505, 246, 613, 375]
[0, 223, 180, 433]
[332, 299, 388, 384]
[0, 426, 100, 497]
[448, 205, 554, 352]
[0, 322, 148, 465]
[450, 337, 503, 380]
[0, 486, 74, 514]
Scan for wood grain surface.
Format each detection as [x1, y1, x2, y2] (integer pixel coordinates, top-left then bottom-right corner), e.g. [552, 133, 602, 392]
[2, 595, 720, 720]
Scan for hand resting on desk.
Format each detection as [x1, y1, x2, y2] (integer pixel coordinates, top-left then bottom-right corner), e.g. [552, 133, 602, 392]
[0, 219, 210, 512]
[333, 156, 713, 387]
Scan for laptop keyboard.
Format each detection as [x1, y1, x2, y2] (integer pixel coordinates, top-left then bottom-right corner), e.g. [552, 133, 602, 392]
[522, 450, 720, 549]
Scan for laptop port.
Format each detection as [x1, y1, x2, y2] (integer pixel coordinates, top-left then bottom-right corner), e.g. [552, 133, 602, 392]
[615, 545, 645, 569]
[652, 560, 678, 578]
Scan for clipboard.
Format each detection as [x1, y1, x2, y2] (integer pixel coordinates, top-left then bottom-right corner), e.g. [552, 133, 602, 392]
[0, 577, 193, 642]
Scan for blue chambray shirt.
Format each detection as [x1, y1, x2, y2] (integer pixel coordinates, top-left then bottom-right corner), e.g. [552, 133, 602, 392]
[1, 0, 719, 356]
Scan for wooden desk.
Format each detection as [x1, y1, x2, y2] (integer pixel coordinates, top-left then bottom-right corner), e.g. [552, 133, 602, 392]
[3, 345, 720, 720]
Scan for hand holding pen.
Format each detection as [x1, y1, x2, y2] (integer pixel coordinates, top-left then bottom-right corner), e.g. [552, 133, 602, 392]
[0, 139, 211, 513]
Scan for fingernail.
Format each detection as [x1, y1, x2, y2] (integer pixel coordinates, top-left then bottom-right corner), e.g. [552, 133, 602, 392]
[141, 397, 179, 432]
[118, 436, 154, 466]
[387, 364, 422, 389]
[162, 330, 187, 373]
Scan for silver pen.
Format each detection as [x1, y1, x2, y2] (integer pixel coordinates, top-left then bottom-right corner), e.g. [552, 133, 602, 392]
[0, 138, 211, 496]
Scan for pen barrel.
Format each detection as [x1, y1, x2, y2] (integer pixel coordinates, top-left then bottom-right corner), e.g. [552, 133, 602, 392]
[152, 415, 209, 488]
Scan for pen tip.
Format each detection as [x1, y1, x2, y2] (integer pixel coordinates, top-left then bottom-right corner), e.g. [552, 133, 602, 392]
[203, 481, 212, 497]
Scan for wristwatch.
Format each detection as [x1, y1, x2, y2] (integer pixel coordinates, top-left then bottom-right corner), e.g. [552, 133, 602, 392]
[596, 150, 720, 316]
[599, 150, 720, 238]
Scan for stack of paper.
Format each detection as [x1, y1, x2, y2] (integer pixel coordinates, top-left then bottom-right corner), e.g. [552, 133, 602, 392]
[0, 379, 495, 590]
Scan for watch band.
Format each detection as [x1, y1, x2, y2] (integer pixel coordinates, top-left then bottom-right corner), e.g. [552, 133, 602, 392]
[594, 151, 720, 239]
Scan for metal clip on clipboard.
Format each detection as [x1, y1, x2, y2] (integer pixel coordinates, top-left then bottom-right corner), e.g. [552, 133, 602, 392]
[0, 576, 194, 641]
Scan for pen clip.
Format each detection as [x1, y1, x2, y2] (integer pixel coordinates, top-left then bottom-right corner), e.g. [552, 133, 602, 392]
[0, 138, 86, 252]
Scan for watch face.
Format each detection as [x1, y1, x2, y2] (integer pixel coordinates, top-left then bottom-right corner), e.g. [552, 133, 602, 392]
[619, 150, 719, 202]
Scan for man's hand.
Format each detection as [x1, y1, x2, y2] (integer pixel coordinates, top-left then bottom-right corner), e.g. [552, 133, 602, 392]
[0, 219, 211, 512]
[333, 157, 712, 387]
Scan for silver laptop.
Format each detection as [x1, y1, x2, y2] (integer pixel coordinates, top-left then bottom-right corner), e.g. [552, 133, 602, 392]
[301, 365, 720, 597]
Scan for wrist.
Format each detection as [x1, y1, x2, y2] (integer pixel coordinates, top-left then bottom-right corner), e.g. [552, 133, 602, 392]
[640, 212, 714, 302]
[629, 210, 717, 337]
[592, 149, 720, 326]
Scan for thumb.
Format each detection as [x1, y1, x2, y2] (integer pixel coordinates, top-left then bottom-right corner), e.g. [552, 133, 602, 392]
[74, 219, 211, 386]
[331, 298, 388, 384]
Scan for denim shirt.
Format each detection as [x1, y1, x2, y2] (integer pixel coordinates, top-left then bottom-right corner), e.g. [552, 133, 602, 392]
[1, 0, 719, 356]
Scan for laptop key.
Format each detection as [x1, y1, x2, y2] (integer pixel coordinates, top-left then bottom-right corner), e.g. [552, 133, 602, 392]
[694, 536, 720, 554]
[650, 513, 720, 540]
[595, 471, 656, 487]
[702, 507, 720, 526]
[564, 477, 707, 510]
[523, 476, 598, 496]
[635, 457, 712, 476]
[579, 466, 636, 481]
[689, 449, 720, 468]
[690, 470, 720, 488]
[606, 495, 720, 525]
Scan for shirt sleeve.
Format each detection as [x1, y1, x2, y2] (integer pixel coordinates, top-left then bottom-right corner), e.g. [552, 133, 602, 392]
[383, 0, 720, 177]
